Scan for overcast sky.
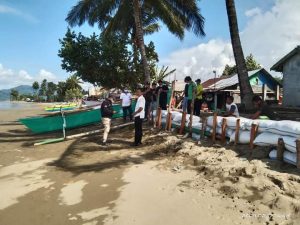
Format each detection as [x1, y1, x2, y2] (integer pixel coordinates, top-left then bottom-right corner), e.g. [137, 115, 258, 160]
[0, 0, 299, 89]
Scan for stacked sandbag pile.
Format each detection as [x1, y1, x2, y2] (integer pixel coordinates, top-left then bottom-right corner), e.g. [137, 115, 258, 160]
[153, 110, 202, 133]
[205, 115, 300, 166]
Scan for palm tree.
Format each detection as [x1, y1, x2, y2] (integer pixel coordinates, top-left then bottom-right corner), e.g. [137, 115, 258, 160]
[65, 74, 82, 90]
[153, 66, 176, 82]
[66, 0, 205, 83]
[225, 0, 253, 109]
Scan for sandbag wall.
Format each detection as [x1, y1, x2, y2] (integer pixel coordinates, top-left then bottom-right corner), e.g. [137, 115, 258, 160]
[205, 115, 300, 167]
[153, 110, 202, 133]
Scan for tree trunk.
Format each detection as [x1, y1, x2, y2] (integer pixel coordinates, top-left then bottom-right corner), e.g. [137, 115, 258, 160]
[133, 0, 151, 83]
[225, 0, 253, 110]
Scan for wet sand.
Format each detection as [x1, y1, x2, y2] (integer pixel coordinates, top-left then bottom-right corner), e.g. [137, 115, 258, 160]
[0, 104, 299, 225]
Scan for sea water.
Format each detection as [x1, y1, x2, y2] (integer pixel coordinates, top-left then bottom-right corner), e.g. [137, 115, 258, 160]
[0, 101, 31, 110]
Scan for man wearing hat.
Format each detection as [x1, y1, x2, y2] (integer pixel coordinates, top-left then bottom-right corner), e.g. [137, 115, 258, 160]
[100, 94, 115, 146]
[194, 79, 203, 116]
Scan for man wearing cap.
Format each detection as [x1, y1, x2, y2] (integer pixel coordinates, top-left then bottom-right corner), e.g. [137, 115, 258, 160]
[100, 94, 115, 146]
[120, 88, 132, 122]
[194, 79, 203, 116]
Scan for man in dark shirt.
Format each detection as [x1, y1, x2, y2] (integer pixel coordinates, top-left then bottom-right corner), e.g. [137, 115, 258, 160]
[251, 95, 278, 120]
[101, 95, 114, 145]
[156, 80, 169, 110]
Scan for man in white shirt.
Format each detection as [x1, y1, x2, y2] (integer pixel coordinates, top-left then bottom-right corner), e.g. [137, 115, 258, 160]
[132, 88, 145, 146]
[120, 89, 132, 122]
[224, 96, 239, 117]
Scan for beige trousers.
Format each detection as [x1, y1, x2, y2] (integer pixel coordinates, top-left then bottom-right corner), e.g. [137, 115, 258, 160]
[102, 117, 111, 142]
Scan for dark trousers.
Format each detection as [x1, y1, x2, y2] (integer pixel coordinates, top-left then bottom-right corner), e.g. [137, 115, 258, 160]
[159, 100, 167, 110]
[145, 101, 151, 120]
[134, 116, 143, 145]
[187, 100, 192, 114]
[123, 106, 132, 121]
[194, 99, 202, 116]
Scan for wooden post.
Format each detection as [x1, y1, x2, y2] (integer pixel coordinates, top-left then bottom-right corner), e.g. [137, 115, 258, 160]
[156, 108, 162, 129]
[276, 85, 280, 101]
[189, 84, 196, 136]
[221, 118, 227, 144]
[262, 84, 267, 101]
[296, 139, 300, 169]
[166, 80, 175, 131]
[179, 111, 187, 134]
[201, 115, 207, 137]
[250, 124, 259, 149]
[154, 90, 161, 128]
[277, 138, 284, 161]
[211, 112, 217, 143]
[234, 118, 240, 145]
[166, 113, 172, 131]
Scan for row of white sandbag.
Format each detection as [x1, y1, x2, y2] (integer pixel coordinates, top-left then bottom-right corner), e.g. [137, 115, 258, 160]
[207, 116, 300, 138]
[206, 125, 299, 152]
[269, 149, 297, 166]
[154, 110, 202, 124]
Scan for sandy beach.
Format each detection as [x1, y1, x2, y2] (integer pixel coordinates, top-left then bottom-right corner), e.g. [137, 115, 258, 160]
[0, 103, 299, 225]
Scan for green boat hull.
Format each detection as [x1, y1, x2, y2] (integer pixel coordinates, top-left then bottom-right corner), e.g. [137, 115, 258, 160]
[19, 103, 135, 134]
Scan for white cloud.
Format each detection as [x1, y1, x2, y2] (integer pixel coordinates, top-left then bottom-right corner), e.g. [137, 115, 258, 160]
[161, 0, 300, 81]
[0, 4, 38, 23]
[0, 64, 57, 89]
[245, 7, 262, 17]
[161, 39, 235, 81]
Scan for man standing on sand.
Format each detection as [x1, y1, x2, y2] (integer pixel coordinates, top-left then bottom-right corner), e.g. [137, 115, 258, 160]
[194, 78, 203, 116]
[132, 88, 145, 146]
[156, 80, 169, 110]
[100, 94, 115, 146]
[120, 89, 132, 122]
[186, 76, 196, 114]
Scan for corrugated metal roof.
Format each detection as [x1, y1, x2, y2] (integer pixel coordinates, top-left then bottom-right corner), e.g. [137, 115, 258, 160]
[206, 69, 261, 90]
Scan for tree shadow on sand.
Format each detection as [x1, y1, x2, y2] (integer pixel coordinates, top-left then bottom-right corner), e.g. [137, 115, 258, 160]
[47, 128, 181, 175]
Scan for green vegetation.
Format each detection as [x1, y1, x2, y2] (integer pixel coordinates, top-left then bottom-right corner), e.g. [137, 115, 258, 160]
[66, 0, 205, 83]
[58, 30, 158, 89]
[222, 54, 262, 76]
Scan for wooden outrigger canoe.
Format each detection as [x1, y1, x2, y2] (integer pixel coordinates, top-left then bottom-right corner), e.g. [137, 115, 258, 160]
[19, 103, 135, 134]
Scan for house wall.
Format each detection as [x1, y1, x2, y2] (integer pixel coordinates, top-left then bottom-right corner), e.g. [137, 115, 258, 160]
[249, 72, 277, 90]
[282, 53, 300, 107]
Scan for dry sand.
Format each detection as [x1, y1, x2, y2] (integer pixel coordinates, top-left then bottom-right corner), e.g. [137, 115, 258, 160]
[0, 103, 299, 225]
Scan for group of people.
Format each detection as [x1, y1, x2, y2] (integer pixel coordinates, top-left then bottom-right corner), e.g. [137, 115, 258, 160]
[224, 94, 278, 120]
[99, 77, 277, 147]
[182, 76, 204, 116]
[100, 80, 171, 147]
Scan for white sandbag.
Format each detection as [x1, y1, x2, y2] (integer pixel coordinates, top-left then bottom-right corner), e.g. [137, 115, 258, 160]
[268, 120, 300, 138]
[254, 132, 281, 146]
[283, 151, 297, 166]
[216, 127, 234, 138]
[185, 114, 201, 123]
[282, 136, 297, 153]
[152, 110, 157, 117]
[172, 121, 181, 127]
[230, 130, 251, 144]
[192, 133, 201, 140]
[207, 116, 223, 127]
[225, 117, 252, 130]
[171, 111, 181, 119]
[245, 119, 276, 132]
[269, 149, 277, 160]
[173, 113, 183, 122]
[192, 122, 202, 130]
[161, 110, 168, 118]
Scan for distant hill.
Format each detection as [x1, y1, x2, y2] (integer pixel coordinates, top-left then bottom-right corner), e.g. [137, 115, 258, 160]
[0, 85, 34, 101]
